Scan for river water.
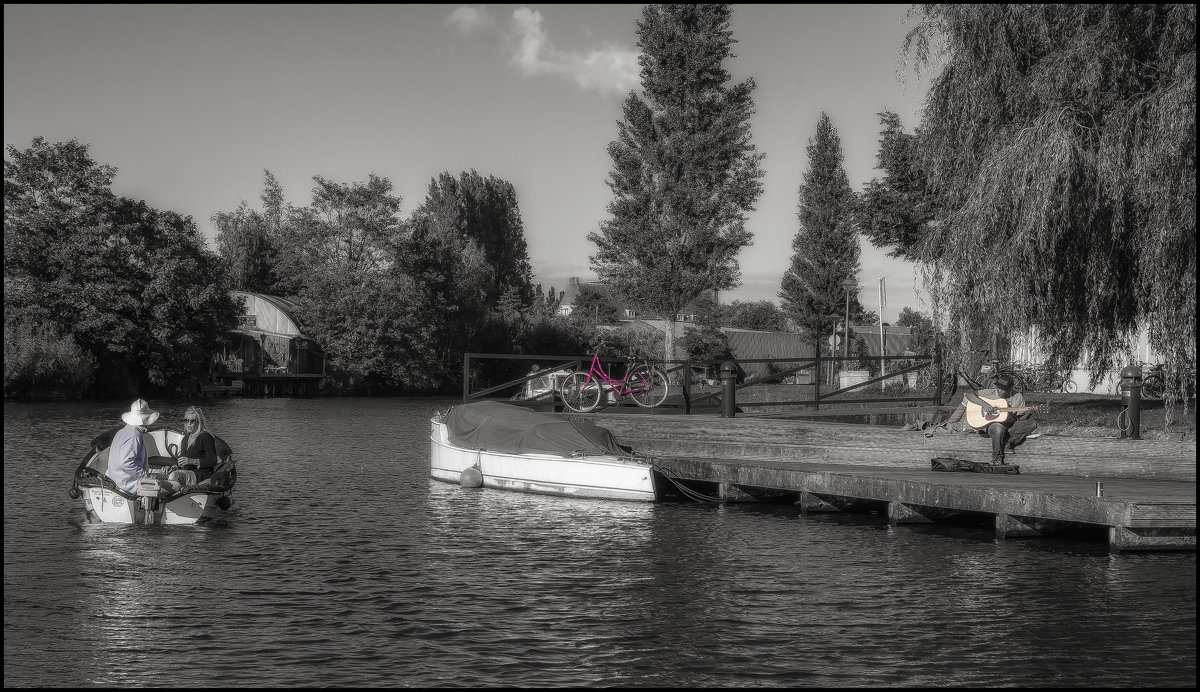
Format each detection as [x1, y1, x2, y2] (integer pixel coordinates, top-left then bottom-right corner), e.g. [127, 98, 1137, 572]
[4, 397, 1195, 687]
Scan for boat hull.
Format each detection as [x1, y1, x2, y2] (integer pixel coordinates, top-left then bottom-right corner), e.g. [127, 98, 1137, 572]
[75, 427, 235, 525]
[82, 486, 226, 525]
[430, 418, 657, 502]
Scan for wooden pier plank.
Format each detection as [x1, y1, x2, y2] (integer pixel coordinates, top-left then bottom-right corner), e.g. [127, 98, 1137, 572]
[576, 412, 1196, 481]
[653, 456, 1194, 527]
[564, 412, 1196, 549]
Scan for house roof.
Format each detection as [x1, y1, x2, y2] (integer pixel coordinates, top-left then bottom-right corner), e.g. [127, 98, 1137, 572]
[559, 277, 714, 317]
[560, 277, 612, 306]
[851, 325, 915, 356]
[721, 328, 816, 378]
[231, 290, 305, 338]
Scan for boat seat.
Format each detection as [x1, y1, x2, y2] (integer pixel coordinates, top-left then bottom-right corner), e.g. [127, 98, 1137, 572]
[86, 429, 179, 476]
[87, 447, 112, 475]
[148, 455, 175, 470]
[142, 431, 171, 458]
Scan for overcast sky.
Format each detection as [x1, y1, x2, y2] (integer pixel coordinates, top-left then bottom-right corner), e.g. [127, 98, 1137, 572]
[4, 4, 934, 322]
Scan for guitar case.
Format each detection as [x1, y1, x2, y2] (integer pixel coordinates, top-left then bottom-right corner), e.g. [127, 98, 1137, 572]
[931, 457, 1020, 475]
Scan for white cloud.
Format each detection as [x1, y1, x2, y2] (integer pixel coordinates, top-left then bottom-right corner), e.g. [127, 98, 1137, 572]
[448, 6, 640, 98]
[445, 6, 496, 36]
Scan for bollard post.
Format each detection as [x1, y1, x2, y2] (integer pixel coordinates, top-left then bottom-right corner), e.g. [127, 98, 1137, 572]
[720, 361, 738, 418]
[1119, 364, 1143, 440]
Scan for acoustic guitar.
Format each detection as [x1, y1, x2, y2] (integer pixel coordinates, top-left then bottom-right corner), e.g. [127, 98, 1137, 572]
[965, 396, 1049, 430]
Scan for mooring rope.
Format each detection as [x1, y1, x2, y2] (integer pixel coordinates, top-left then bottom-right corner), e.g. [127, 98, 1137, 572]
[649, 462, 724, 503]
[1116, 408, 1130, 434]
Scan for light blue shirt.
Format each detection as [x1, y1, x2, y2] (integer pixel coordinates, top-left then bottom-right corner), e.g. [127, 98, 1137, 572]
[107, 424, 148, 493]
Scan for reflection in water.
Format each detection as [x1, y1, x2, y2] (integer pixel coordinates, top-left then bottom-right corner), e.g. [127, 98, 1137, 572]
[4, 398, 1195, 687]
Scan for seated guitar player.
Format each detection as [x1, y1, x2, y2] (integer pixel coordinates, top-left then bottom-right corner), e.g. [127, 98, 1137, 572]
[940, 373, 1039, 465]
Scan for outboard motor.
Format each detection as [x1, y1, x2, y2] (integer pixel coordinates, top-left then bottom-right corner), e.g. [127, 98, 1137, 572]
[136, 477, 163, 524]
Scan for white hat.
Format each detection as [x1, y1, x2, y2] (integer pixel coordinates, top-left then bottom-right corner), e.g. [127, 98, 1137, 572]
[121, 399, 160, 426]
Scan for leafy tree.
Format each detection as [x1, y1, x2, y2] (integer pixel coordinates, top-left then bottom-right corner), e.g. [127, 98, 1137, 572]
[687, 292, 721, 328]
[404, 171, 536, 388]
[516, 313, 590, 359]
[858, 111, 937, 260]
[779, 113, 863, 356]
[589, 3, 765, 366]
[597, 323, 665, 362]
[213, 202, 272, 292]
[403, 178, 493, 367]
[213, 170, 285, 293]
[569, 286, 623, 325]
[679, 324, 733, 363]
[111, 200, 240, 390]
[903, 4, 1196, 402]
[4, 137, 238, 396]
[274, 174, 421, 392]
[3, 321, 96, 399]
[721, 299, 786, 331]
[416, 170, 535, 310]
[515, 285, 590, 359]
[530, 283, 565, 320]
[4, 138, 116, 282]
[260, 169, 286, 236]
[896, 306, 936, 356]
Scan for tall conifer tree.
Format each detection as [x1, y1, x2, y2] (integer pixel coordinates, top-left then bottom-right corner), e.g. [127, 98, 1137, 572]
[589, 4, 764, 363]
[779, 113, 861, 353]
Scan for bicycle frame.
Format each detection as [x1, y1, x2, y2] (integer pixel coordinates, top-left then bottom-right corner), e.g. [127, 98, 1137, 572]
[579, 355, 651, 397]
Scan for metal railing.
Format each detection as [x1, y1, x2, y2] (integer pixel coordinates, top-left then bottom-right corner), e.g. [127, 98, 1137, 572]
[462, 352, 947, 414]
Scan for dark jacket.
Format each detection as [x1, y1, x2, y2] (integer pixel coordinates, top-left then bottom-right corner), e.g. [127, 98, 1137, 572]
[179, 431, 219, 472]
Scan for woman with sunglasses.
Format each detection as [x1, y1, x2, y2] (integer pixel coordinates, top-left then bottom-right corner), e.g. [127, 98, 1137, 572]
[166, 406, 220, 486]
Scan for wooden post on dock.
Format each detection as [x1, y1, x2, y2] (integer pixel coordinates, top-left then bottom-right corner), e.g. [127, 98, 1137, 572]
[1110, 526, 1198, 551]
[797, 492, 841, 514]
[462, 354, 471, 403]
[888, 502, 933, 525]
[995, 513, 1042, 539]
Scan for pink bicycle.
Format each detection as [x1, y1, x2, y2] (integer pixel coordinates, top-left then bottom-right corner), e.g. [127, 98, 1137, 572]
[559, 354, 670, 412]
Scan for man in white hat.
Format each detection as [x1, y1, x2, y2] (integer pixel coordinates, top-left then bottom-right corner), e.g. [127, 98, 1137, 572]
[107, 399, 161, 493]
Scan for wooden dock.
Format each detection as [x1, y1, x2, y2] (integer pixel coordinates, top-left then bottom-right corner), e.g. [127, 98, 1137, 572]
[571, 412, 1196, 551]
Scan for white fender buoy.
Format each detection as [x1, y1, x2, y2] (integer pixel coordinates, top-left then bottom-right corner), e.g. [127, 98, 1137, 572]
[460, 466, 483, 488]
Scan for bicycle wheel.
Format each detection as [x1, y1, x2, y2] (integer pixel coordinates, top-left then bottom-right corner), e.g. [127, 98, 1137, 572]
[627, 365, 669, 408]
[1003, 370, 1031, 392]
[1060, 376, 1077, 393]
[1142, 375, 1164, 399]
[559, 372, 602, 413]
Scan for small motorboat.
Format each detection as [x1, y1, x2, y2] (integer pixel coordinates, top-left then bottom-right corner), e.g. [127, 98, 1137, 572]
[71, 425, 237, 525]
[430, 400, 660, 501]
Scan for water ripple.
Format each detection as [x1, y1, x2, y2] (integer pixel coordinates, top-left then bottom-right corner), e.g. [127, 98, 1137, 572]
[4, 398, 1195, 687]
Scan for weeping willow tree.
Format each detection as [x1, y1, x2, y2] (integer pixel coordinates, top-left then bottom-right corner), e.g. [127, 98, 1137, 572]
[903, 4, 1196, 409]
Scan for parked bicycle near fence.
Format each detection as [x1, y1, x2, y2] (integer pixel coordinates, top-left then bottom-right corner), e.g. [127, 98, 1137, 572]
[915, 365, 958, 401]
[559, 354, 670, 413]
[1020, 361, 1077, 393]
[1139, 362, 1176, 399]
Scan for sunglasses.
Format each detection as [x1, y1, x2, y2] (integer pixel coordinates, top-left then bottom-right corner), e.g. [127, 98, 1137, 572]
[184, 418, 198, 423]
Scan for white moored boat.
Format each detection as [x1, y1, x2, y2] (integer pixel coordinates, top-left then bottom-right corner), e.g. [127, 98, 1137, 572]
[430, 400, 659, 502]
[71, 425, 238, 525]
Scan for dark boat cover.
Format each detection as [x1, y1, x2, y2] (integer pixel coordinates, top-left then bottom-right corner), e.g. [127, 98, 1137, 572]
[444, 401, 632, 458]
